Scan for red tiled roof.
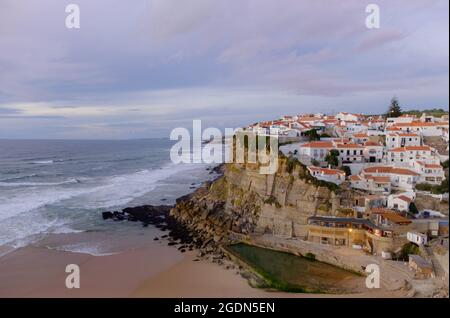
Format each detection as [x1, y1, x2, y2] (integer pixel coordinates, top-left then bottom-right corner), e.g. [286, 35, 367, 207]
[301, 141, 333, 148]
[397, 195, 412, 203]
[363, 166, 419, 176]
[364, 141, 382, 147]
[389, 146, 432, 152]
[336, 143, 364, 149]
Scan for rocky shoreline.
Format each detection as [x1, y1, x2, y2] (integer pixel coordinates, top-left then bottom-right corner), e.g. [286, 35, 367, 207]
[101, 164, 254, 281]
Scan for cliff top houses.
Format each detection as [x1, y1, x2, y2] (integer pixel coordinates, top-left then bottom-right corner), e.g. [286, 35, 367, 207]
[247, 110, 448, 257]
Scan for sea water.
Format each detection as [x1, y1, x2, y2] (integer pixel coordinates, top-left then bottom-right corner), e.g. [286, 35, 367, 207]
[0, 139, 213, 255]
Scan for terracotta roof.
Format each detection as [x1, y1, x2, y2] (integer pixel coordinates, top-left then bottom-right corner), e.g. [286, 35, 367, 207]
[363, 166, 419, 176]
[350, 175, 361, 181]
[353, 133, 369, 138]
[389, 146, 432, 152]
[364, 141, 382, 147]
[424, 163, 442, 169]
[301, 141, 333, 148]
[379, 212, 412, 224]
[397, 195, 412, 203]
[336, 143, 364, 149]
[372, 176, 390, 183]
[393, 122, 439, 127]
[308, 166, 345, 176]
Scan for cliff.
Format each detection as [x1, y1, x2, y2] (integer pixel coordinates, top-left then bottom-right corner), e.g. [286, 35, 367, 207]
[170, 157, 358, 245]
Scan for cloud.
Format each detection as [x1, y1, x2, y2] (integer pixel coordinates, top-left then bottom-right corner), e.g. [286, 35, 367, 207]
[0, 0, 448, 139]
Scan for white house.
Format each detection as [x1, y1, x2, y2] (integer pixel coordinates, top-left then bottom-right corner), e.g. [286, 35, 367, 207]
[387, 194, 413, 212]
[386, 133, 421, 150]
[407, 232, 428, 245]
[391, 122, 445, 137]
[298, 141, 333, 165]
[386, 114, 416, 127]
[351, 133, 370, 144]
[362, 141, 384, 163]
[411, 161, 445, 185]
[361, 166, 420, 191]
[336, 112, 360, 122]
[349, 175, 391, 194]
[307, 166, 346, 185]
[335, 143, 365, 163]
[387, 146, 436, 165]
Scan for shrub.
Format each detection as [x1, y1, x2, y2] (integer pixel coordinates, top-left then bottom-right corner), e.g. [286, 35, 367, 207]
[399, 242, 420, 259]
[304, 253, 316, 261]
[416, 183, 433, 192]
[341, 165, 352, 177]
[264, 196, 282, 208]
[409, 202, 419, 214]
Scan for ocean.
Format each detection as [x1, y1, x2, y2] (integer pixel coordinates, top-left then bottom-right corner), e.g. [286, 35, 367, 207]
[0, 139, 214, 255]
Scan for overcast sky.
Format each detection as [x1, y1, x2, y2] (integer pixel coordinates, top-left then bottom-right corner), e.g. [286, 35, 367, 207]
[0, 0, 448, 139]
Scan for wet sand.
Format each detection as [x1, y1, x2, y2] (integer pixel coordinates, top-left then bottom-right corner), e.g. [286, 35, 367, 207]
[0, 226, 408, 298]
[0, 241, 403, 298]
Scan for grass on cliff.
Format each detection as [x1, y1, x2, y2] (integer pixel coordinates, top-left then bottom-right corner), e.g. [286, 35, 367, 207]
[283, 155, 339, 192]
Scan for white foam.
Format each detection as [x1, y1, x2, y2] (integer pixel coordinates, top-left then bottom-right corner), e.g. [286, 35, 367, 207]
[46, 243, 119, 256]
[32, 160, 54, 164]
[0, 162, 208, 246]
[75, 162, 206, 209]
[0, 178, 81, 187]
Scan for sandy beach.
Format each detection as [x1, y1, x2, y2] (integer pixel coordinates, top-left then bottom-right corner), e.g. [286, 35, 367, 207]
[0, 231, 405, 298]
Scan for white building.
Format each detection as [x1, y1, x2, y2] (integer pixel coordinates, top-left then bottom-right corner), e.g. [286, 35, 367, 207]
[362, 141, 384, 163]
[336, 112, 360, 122]
[391, 122, 446, 137]
[307, 166, 346, 185]
[361, 166, 420, 191]
[411, 161, 445, 185]
[407, 232, 428, 245]
[335, 143, 365, 163]
[386, 114, 416, 127]
[298, 141, 333, 165]
[387, 194, 413, 212]
[387, 146, 436, 165]
[386, 133, 421, 150]
[349, 175, 391, 194]
[351, 133, 370, 144]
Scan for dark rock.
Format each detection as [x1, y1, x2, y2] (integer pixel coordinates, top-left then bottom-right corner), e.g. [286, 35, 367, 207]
[102, 211, 113, 220]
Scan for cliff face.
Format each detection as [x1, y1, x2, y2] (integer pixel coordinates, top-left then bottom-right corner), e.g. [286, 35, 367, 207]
[170, 157, 359, 244]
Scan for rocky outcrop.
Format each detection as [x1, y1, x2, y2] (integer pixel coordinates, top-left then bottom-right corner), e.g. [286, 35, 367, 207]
[170, 157, 359, 245]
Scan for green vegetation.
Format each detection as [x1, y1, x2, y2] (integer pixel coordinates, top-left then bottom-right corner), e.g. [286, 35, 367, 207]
[304, 252, 316, 261]
[402, 108, 449, 118]
[320, 133, 332, 138]
[442, 160, 449, 169]
[416, 181, 449, 195]
[281, 155, 339, 192]
[325, 149, 340, 168]
[399, 242, 420, 259]
[341, 165, 352, 177]
[409, 202, 419, 214]
[304, 129, 320, 141]
[386, 97, 402, 118]
[285, 156, 298, 174]
[264, 196, 282, 208]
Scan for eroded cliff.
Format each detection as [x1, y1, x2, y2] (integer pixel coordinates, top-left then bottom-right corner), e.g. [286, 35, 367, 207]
[170, 157, 358, 244]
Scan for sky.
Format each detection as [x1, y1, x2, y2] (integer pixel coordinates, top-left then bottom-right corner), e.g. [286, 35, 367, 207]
[0, 0, 448, 139]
